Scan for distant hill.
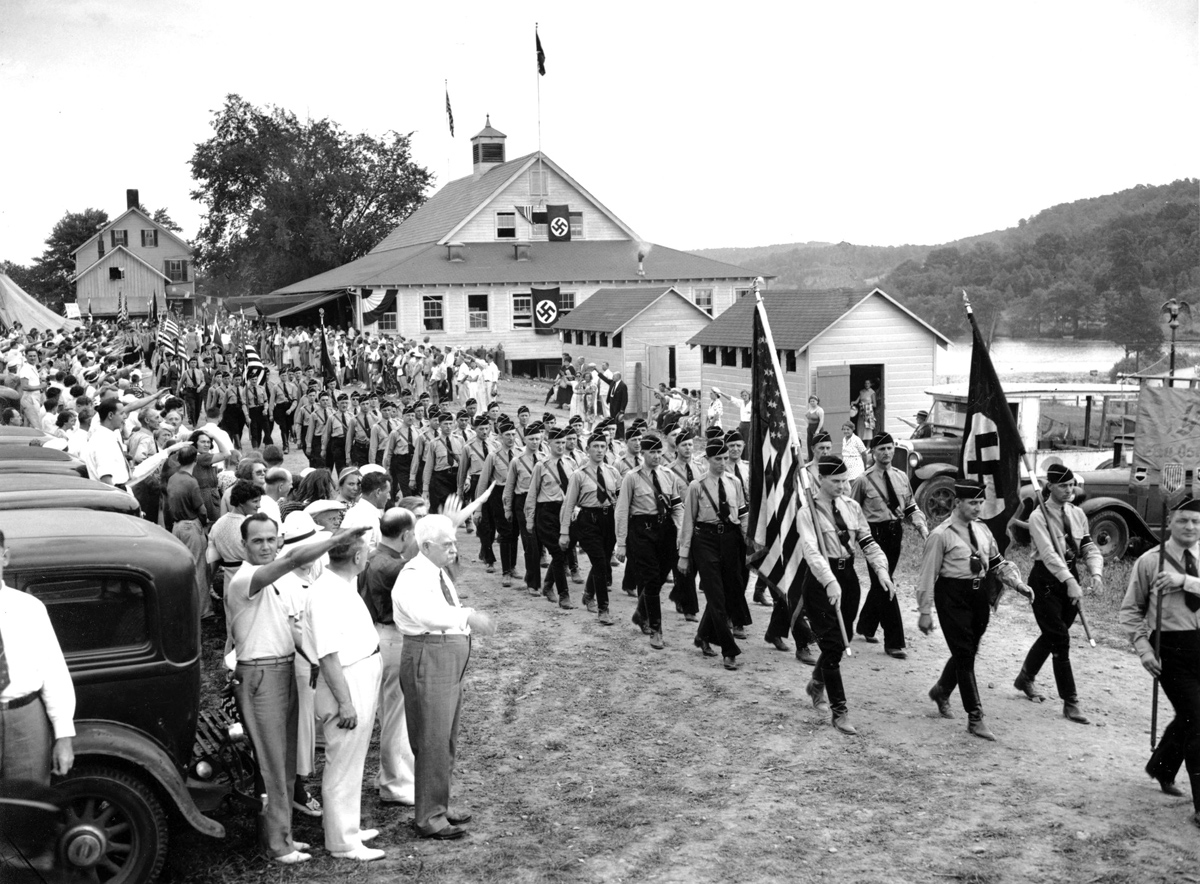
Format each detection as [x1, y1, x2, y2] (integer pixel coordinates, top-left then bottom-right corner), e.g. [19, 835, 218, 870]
[693, 241, 930, 290]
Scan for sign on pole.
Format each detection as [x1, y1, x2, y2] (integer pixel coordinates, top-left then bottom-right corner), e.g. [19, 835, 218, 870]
[1130, 386, 1200, 487]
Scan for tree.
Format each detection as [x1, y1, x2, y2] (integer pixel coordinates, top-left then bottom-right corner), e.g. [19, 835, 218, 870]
[24, 208, 110, 312]
[136, 205, 183, 233]
[1104, 288, 1162, 364]
[190, 94, 432, 297]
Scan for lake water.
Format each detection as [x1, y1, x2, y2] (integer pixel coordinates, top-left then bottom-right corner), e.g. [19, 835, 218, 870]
[936, 338, 1127, 382]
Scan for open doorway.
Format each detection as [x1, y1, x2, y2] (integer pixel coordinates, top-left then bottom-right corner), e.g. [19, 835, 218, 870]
[849, 363, 884, 440]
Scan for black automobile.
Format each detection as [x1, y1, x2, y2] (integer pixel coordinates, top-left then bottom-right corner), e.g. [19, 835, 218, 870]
[0, 509, 230, 884]
[0, 473, 141, 516]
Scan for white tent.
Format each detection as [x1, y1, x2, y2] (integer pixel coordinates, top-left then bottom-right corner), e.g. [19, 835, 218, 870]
[0, 271, 80, 332]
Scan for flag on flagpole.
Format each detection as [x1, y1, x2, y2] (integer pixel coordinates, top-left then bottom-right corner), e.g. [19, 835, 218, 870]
[157, 311, 180, 359]
[149, 290, 159, 326]
[445, 82, 455, 137]
[244, 342, 264, 383]
[319, 323, 339, 389]
[958, 291, 1025, 552]
[117, 290, 129, 324]
[536, 28, 546, 75]
[88, 298, 93, 323]
[748, 292, 805, 597]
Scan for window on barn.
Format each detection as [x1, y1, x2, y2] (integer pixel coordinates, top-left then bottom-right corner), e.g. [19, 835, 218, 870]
[140, 230, 158, 247]
[164, 260, 188, 282]
[495, 212, 516, 239]
[587, 332, 597, 347]
[702, 346, 717, 365]
[721, 347, 737, 367]
[735, 287, 751, 300]
[422, 295, 444, 331]
[377, 312, 398, 333]
[512, 294, 533, 328]
[741, 348, 752, 368]
[110, 229, 128, 247]
[599, 333, 608, 347]
[559, 292, 576, 315]
[569, 212, 583, 237]
[694, 288, 714, 315]
[467, 294, 489, 330]
[612, 332, 622, 348]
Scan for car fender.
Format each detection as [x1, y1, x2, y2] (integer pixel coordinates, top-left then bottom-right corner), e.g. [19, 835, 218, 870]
[1079, 497, 1154, 541]
[71, 720, 225, 838]
[915, 463, 957, 483]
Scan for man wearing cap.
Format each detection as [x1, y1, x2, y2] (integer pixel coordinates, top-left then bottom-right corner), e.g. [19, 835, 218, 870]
[323, 395, 352, 477]
[852, 432, 929, 659]
[562, 432, 623, 624]
[1119, 497, 1200, 826]
[383, 406, 419, 499]
[458, 415, 493, 554]
[181, 356, 206, 426]
[408, 406, 439, 498]
[911, 410, 932, 440]
[807, 431, 834, 484]
[243, 373, 271, 450]
[227, 514, 365, 864]
[617, 434, 681, 649]
[505, 421, 545, 594]
[348, 397, 374, 468]
[423, 412, 464, 516]
[799, 456, 896, 734]
[306, 391, 332, 468]
[678, 437, 749, 669]
[667, 430, 705, 622]
[526, 426, 577, 608]
[369, 400, 396, 466]
[616, 429, 641, 477]
[479, 418, 519, 585]
[1014, 464, 1103, 724]
[918, 480, 1031, 740]
[514, 405, 531, 445]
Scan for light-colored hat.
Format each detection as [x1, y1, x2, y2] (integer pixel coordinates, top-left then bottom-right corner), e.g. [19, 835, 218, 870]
[711, 387, 722, 396]
[337, 466, 361, 485]
[358, 463, 386, 477]
[280, 511, 329, 553]
[304, 499, 346, 516]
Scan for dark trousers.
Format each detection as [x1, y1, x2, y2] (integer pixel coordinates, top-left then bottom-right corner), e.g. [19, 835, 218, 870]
[327, 436, 348, 478]
[467, 476, 492, 563]
[669, 557, 700, 616]
[486, 486, 517, 575]
[802, 559, 861, 715]
[351, 441, 371, 468]
[1145, 631, 1200, 812]
[221, 408, 245, 449]
[429, 469, 456, 516]
[631, 515, 676, 631]
[308, 438, 325, 469]
[693, 527, 743, 658]
[182, 390, 202, 426]
[0, 696, 53, 785]
[390, 453, 414, 499]
[933, 577, 992, 714]
[248, 405, 269, 448]
[1019, 562, 1080, 701]
[535, 501, 569, 598]
[573, 507, 615, 611]
[272, 404, 292, 449]
[856, 521, 906, 649]
[514, 493, 541, 589]
[764, 561, 816, 647]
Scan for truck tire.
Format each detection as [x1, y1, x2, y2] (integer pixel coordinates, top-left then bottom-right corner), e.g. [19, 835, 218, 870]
[1088, 510, 1130, 561]
[57, 764, 169, 884]
[915, 475, 956, 526]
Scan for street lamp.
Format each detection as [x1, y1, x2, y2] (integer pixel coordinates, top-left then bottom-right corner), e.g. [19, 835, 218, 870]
[1160, 298, 1192, 388]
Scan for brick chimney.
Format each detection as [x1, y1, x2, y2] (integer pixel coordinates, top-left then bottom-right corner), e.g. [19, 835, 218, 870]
[126, 189, 140, 210]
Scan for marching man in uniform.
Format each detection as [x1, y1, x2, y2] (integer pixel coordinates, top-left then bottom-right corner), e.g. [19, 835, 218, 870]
[1119, 497, 1200, 827]
[799, 457, 895, 735]
[1014, 464, 1103, 724]
[919, 479, 1031, 741]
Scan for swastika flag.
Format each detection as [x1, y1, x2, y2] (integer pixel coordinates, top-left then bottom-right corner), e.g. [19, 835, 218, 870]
[532, 286, 561, 335]
[958, 297, 1025, 552]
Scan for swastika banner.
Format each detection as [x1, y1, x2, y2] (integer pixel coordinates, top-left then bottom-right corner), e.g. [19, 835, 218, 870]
[1130, 386, 1200, 487]
[532, 286, 561, 335]
[959, 306, 1026, 552]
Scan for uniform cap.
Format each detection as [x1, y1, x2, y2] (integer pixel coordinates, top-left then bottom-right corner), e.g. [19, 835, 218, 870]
[869, 432, 895, 448]
[705, 439, 729, 458]
[1045, 463, 1075, 485]
[817, 456, 848, 477]
[954, 479, 986, 500]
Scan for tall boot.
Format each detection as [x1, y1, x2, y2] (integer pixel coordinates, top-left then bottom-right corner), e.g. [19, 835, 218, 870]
[823, 668, 856, 735]
[805, 677, 829, 713]
[1053, 654, 1089, 724]
[1013, 665, 1046, 702]
[967, 709, 996, 741]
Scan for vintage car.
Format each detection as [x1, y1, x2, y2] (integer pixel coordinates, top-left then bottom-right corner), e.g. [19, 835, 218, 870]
[0, 443, 88, 477]
[897, 382, 1138, 523]
[0, 509, 227, 884]
[0, 473, 141, 516]
[0, 425, 56, 445]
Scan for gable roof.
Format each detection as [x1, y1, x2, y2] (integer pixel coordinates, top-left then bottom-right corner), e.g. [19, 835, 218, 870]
[268, 241, 763, 296]
[71, 245, 172, 284]
[686, 287, 951, 350]
[370, 151, 640, 252]
[72, 206, 191, 256]
[553, 286, 711, 333]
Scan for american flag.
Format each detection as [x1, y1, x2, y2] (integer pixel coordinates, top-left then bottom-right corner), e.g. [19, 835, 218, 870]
[157, 311, 180, 359]
[748, 293, 804, 598]
[244, 343, 264, 382]
[117, 290, 129, 324]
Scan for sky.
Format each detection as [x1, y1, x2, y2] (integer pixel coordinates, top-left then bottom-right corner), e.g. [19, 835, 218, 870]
[1, 0, 1196, 266]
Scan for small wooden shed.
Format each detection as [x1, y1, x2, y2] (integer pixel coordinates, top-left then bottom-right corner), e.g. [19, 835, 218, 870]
[554, 285, 713, 414]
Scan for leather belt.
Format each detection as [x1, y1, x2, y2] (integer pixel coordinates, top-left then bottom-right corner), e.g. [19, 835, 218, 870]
[237, 654, 295, 666]
[694, 522, 732, 535]
[830, 555, 853, 570]
[0, 691, 40, 711]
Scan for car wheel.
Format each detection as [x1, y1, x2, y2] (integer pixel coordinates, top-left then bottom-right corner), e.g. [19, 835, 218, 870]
[1088, 510, 1130, 561]
[916, 475, 956, 526]
[57, 765, 168, 884]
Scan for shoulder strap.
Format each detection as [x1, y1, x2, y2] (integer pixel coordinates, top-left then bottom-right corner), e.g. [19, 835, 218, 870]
[864, 470, 900, 518]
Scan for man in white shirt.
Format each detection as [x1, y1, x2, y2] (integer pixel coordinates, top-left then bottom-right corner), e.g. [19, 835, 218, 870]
[226, 514, 365, 865]
[307, 532, 385, 862]
[0, 528, 76, 786]
[393, 515, 496, 840]
[341, 468, 390, 554]
[259, 468, 291, 527]
[85, 400, 131, 488]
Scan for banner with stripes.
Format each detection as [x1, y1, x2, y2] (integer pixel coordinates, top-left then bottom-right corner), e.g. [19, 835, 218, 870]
[748, 294, 804, 598]
[360, 288, 398, 324]
[244, 343, 264, 382]
[117, 290, 129, 324]
[157, 312, 181, 359]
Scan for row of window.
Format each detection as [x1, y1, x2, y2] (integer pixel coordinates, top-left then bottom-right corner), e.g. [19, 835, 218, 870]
[701, 345, 797, 372]
[106, 229, 160, 248]
[375, 292, 577, 333]
[560, 329, 624, 348]
[496, 211, 583, 240]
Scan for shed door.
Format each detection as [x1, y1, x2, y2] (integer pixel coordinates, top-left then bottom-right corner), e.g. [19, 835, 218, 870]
[647, 345, 671, 391]
[814, 365, 851, 453]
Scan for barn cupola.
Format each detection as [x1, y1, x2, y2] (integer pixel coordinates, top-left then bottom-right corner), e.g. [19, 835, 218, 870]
[471, 116, 506, 177]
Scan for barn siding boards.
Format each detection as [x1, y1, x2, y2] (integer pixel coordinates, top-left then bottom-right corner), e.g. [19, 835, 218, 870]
[699, 360, 808, 432]
[74, 251, 166, 316]
[454, 164, 627, 243]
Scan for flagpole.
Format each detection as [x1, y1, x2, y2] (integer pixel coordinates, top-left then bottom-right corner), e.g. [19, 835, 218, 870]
[535, 22, 544, 208]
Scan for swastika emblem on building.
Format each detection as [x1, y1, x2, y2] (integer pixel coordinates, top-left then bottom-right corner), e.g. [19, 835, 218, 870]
[550, 216, 569, 238]
[535, 300, 558, 325]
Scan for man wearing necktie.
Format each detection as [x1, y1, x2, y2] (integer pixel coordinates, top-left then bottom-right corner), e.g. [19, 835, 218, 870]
[383, 405, 418, 498]
[1119, 496, 1200, 827]
[479, 418, 520, 586]
[851, 432, 929, 659]
[504, 422, 545, 595]
[393, 516, 496, 840]
[668, 430, 705, 622]
[1015, 464, 1103, 724]
[424, 413, 461, 516]
[616, 434, 681, 649]
[562, 432, 624, 625]
[458, 416, 492, 550]
[525, 426, 576, 609]
[677, 438, 749, 670]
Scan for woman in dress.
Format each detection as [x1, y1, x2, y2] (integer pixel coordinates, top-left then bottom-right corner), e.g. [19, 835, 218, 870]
[188, 429, 231, 524]
[856, 380, 877, 439]
[805, 396, 825, 456]
[839, 420, 869, 481]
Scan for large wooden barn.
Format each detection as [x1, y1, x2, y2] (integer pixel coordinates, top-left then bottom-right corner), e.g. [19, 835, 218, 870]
[552, 286, 712, 414]
[686, 288, 950, 449]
